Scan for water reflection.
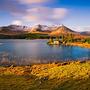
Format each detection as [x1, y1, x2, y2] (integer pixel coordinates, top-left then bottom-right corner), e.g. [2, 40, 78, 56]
[0, 39, 90, 65]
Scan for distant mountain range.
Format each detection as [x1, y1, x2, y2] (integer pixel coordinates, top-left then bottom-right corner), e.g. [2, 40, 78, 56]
[0, 24, 90, 36]
[0, 25, 29, 35]
[80, 31, 90, 36]
[0, 25, 29, 31]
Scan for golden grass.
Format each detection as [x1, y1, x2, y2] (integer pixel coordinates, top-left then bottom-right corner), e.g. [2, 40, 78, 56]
[0, 61, 90, 90]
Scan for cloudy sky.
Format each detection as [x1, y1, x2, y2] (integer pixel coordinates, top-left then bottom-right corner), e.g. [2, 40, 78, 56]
[0, 0, 90, 31]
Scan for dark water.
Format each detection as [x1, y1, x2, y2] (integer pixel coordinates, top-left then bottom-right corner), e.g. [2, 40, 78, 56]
[0, 39, 90, 65]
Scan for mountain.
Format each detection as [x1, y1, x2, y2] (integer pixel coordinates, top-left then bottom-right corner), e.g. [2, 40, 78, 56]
[2, 25, 29, 31]
[0, 24, 90, 38]
[0, 24, 54, 35]
[49, 25, 77, 36]
[0, 27, 2, 31]
[0, 25, 29, 35]
[30, 24, 53, 33]
[80, 31, 90, 36]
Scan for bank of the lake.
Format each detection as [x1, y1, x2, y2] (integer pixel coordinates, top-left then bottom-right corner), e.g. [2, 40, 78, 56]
[0, 61, 90, 90]
[47, 38, 90, 49]
[66, 42, 90, 49]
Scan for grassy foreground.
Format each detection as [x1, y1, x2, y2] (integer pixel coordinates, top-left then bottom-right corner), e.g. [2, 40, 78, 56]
[0, 61, 90, 90]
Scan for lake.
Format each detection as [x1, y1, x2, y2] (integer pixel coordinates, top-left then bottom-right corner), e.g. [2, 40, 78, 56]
[0, 39, 90, 65]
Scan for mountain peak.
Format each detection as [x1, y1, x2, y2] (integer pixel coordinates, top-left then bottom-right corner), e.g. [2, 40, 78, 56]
[50, 25, 76, 36]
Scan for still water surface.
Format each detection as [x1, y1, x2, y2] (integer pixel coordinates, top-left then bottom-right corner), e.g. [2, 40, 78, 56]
[0, 39, 90, 65]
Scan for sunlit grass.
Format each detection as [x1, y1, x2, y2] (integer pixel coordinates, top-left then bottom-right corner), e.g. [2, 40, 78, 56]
[0, 61, 90, 90]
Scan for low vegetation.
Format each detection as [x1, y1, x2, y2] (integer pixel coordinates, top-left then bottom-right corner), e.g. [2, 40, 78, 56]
[83, 38, 90, 44]
[0, 61, 90, 90]
[26, 33, 49, 39]
[48, 33, 90, 48]
[0, 33, 49, 39]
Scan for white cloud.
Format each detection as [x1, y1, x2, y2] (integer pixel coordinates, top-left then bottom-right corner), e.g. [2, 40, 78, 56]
[7, 0, 68, 25]
[11, 20, 22, 25]
[22, 7, 68, 24]
[74, 26, 90, 31]
[52, 8, 68, 19]
[17, 0, 49, 4]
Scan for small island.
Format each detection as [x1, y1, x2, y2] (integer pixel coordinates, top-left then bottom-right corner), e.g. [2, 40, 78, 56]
[47, 25, 90, 48]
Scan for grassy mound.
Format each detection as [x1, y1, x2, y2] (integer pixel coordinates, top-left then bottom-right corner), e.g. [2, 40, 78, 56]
[0, 61, 90, 90]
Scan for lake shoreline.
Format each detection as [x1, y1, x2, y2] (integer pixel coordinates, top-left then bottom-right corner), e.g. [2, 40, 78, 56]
[0, 60, 88, 67]
[47, 38, 90, 49]
[66, 42, 90, 49]
[1, 39, 90, 49]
